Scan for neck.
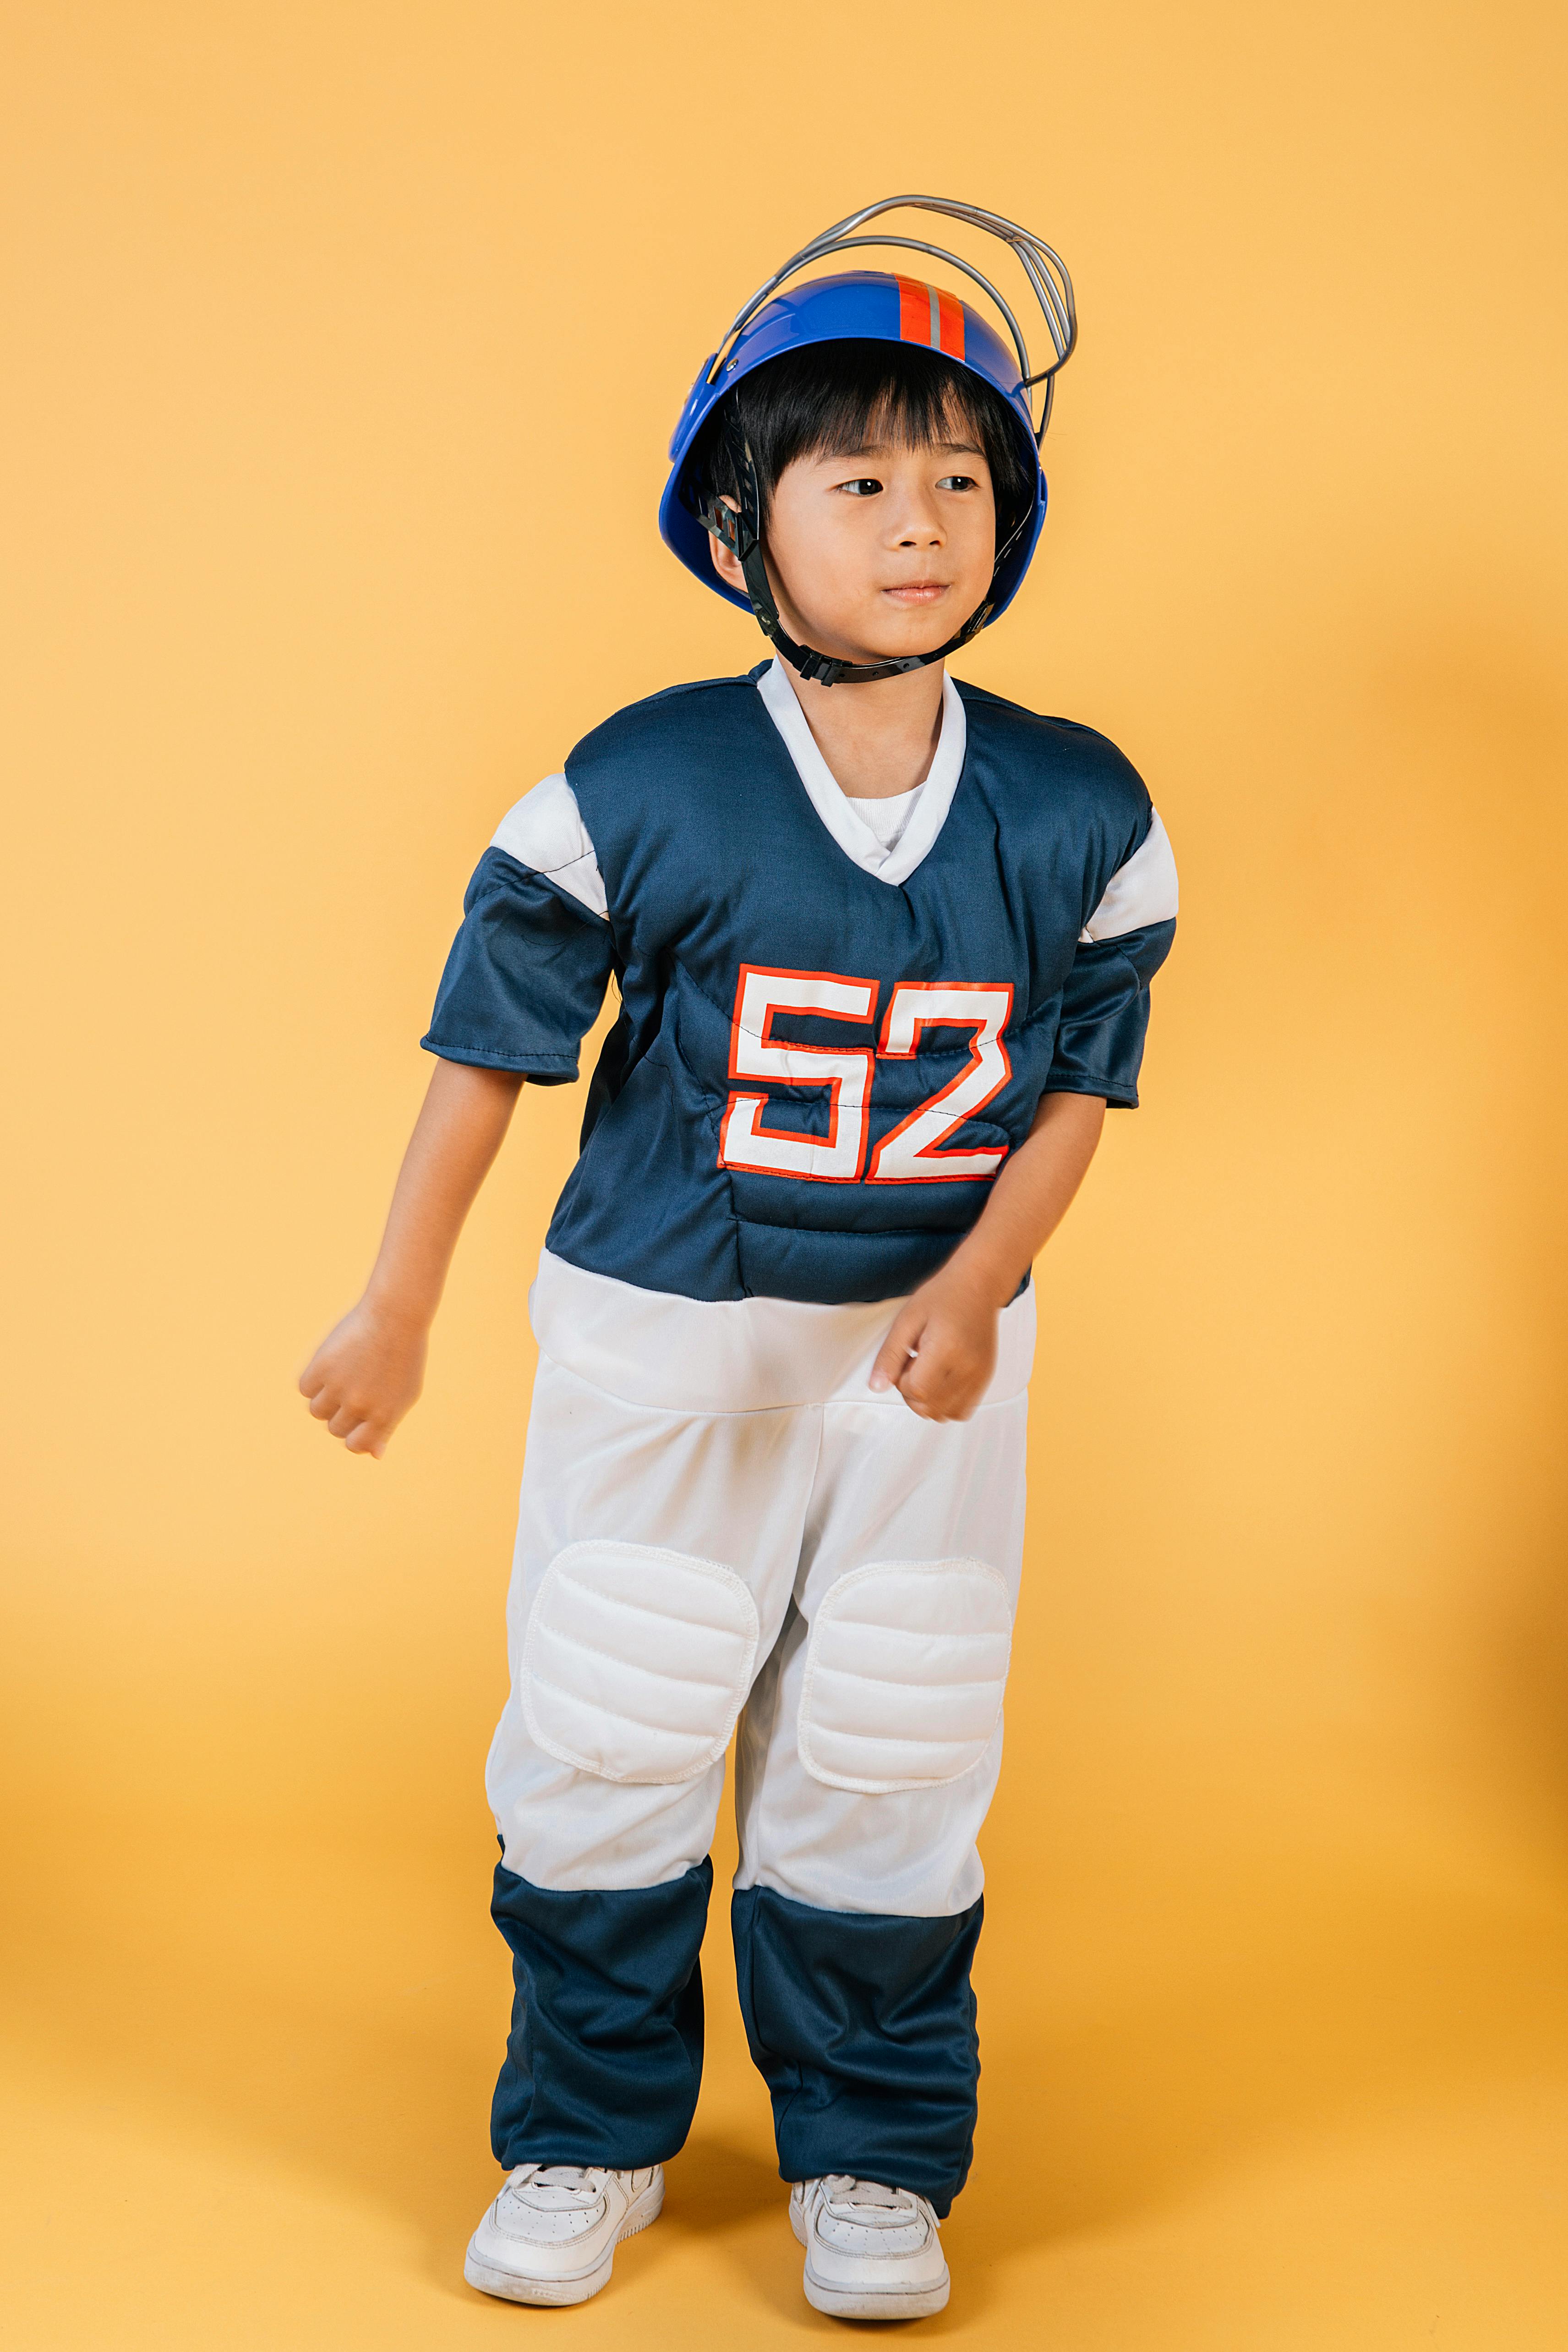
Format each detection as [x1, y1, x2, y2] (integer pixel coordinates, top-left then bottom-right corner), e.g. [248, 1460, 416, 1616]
[779, 657, 945, 799]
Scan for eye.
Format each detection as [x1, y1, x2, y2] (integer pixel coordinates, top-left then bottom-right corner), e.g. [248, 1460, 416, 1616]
[937, 474, 979, 492]
[836, 477, 884, 497]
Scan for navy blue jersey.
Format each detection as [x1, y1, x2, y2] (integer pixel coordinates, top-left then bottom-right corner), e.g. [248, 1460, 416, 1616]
[425, 664, 1175, 1305]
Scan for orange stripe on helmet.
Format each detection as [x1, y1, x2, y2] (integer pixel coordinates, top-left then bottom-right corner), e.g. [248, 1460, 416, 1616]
[895, 276, 966, 362]
[896, 275, 931, 345]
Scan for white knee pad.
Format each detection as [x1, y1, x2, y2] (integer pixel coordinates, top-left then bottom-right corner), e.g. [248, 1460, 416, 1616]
[796, 1558, 1014, 1795]
[521, 1540, 759, 1785]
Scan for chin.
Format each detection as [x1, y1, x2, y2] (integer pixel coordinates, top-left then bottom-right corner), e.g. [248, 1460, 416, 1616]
[875, 595, 985, 659]
[871, 626, 959, 663]
[811, 615, 958, 667]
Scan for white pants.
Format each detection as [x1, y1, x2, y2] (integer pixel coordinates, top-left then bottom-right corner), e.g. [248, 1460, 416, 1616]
[487, 1252, 1034, 1920]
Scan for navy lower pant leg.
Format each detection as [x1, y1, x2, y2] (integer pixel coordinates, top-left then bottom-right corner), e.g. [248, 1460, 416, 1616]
[490, 1853, 712, 2169]
[732, 1884, 984, 2218]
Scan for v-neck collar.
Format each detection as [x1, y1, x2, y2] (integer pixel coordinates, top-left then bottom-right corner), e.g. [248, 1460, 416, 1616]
[754, 657, 967, 888]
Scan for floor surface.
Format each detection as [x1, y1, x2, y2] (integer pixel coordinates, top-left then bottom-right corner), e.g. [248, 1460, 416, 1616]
[6, 1799, 1568, 2349]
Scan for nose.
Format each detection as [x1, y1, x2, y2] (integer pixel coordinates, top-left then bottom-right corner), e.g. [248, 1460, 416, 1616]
[893, 494, 945, 548]
[887, 482, 945, 548]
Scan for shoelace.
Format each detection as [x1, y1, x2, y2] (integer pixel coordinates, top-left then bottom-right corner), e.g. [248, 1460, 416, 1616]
[507, 2164, 611, 2208]
[816, 2175, 931, 2228]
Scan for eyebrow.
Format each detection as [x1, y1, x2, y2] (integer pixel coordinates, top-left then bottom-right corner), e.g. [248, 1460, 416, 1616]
[828, 438, 984, 459]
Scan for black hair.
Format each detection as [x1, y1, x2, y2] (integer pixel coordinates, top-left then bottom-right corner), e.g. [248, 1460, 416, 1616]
[691, 339, 1035, 552]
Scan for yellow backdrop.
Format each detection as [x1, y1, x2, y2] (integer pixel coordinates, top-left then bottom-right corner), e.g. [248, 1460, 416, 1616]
[5, 3, 1566, 2343]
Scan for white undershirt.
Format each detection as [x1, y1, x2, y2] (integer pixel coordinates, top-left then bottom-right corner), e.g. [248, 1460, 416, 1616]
[845, 785, 923, 852]
[752, 657, 964, 885]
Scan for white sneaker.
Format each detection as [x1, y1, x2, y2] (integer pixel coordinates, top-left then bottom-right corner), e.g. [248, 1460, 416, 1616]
[464, 2163, 664, 2305]
[790, 2174, 951, 2319]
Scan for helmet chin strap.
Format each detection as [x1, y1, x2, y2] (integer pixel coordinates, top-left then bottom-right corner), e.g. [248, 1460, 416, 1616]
[699, 416, 1023, 689]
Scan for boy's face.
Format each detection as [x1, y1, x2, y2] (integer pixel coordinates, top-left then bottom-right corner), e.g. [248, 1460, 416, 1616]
[711, 420, 998, 671]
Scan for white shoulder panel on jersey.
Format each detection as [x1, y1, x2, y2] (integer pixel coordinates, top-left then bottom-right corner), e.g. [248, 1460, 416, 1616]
[796, 1557, 1014, 1794]
[1080, 807, 1178, 943]
[490, 773, 609, 920]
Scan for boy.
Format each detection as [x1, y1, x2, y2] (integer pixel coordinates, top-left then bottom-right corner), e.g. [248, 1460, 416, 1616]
[300, 197, 1176, 2320]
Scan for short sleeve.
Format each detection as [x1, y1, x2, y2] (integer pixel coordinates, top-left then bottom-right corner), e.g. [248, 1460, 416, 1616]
[1046, 807, 1178, 1107]
[1045, 920, 1175, 1106]
[421, 846, 615, 1083]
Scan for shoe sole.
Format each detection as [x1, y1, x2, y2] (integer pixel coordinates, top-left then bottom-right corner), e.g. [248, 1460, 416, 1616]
[792, 2202, 951, 2321]
[802, 2265, 951, 2320]
[464, 2181, 664, 2307]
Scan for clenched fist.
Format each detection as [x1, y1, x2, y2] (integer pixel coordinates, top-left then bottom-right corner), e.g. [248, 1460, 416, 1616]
[298, 1297, 428, 1458]
[869, 1259, 1002, 1422]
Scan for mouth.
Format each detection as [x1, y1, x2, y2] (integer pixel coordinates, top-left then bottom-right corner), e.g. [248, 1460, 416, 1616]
[881, 581, 951, 606]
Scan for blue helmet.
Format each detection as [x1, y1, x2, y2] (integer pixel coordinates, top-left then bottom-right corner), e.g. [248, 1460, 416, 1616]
[660, 196, 1076, 687]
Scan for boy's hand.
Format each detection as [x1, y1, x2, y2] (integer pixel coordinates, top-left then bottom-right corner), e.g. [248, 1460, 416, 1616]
[867, 1093, 1108, 1422]
[298, 1298, 428, 1459]
[869, 1260, 1003, 1423]
[297, 1060, 524, 1460]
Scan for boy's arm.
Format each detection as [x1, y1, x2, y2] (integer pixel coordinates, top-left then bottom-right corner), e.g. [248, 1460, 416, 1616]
[869, 1090, 1106, 1423]
[299, 1060, 525, 1457]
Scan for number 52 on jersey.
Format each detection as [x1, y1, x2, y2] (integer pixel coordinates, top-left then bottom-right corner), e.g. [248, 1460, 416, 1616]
[719, 964, 1015, 1187]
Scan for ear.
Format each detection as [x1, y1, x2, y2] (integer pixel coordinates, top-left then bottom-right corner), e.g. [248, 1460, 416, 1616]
[709, 495, 747, 596]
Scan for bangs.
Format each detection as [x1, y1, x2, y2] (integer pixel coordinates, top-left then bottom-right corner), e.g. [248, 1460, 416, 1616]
[695, 339, 1035, 542]
[759, 342, 993, 465]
